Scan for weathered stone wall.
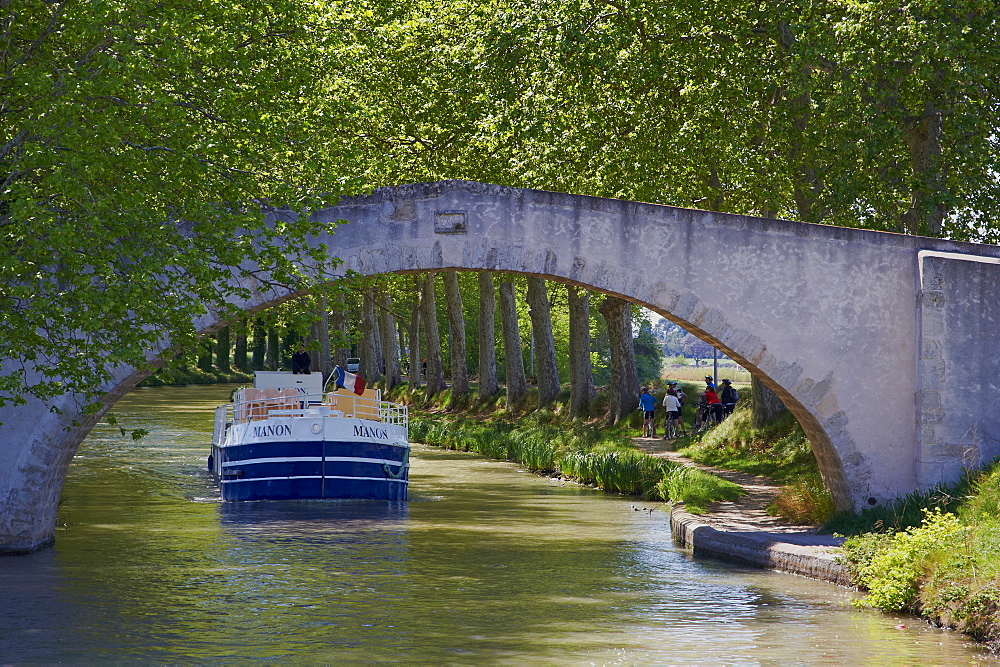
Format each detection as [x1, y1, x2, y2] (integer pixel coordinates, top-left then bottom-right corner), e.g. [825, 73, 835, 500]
[916, 252, 1000, 488]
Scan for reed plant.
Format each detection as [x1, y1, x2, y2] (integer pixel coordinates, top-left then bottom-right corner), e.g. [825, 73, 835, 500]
[558, 447, 672, 497]
[410, 414, 743, 509]
[655, 466, 744, 514]
[769, 470, 837, 525]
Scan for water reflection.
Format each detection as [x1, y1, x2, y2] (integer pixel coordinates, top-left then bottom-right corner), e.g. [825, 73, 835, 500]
[219, 499, 410, 533]
[0, 385, 992, 663]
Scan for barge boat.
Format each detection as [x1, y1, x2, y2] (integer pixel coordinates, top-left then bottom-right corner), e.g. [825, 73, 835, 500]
[209, 370, 409, 501]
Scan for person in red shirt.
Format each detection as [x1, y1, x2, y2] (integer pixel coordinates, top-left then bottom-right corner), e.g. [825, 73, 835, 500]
[704, 387, 724, 425]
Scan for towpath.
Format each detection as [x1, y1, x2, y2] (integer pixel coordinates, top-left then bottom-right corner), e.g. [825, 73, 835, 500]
[632, 436, 850, 585]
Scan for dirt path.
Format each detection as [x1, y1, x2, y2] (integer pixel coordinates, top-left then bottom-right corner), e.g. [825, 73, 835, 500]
[633, 436, 843, 547]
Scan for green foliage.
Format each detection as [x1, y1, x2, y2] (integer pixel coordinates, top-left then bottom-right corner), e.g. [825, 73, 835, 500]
[408, 407, 742, 510]
[837, 531, 897, 588]
[836, 462, 1000, 642]
[678, 408, 815, 483]
[2, 0, 353, 409]
[849, 509, 967, 613]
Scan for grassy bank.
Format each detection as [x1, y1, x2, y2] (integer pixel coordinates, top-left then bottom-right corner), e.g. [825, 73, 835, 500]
[395, 381, 1000, 646]
[833, 460, 1000, 646]
[666, 397, 835, 525]
[140, 367, 253, 387]
[391, 384, 743, 513]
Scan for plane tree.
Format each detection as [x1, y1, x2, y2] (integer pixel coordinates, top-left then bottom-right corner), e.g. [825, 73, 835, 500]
[0, 0, 358, 411]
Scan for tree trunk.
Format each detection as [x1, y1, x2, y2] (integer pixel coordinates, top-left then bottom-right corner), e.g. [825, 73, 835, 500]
[314, 297, 332, 380]
[371, 292, 385, 379]
[379, 291, 402, 390]
[408, 275, 422, 389]
[567, 285, 595, 418]
[251, 320, 266, 370]
[214, 326, 230, 372]
[360, 288, 382, 385]
[477, 271, 499, 401]
[751, 376, 788, 428]
[397, 318, 406, 380]
[900, 101, 947, 237]
[498, 276, 527, 407]
[233, 321, 249, 372]
[266, 328, 279, 370]
[443, 271, 469, 408]
[420, 273, 445, 400]
[329, 295, 350, 371]
[598, 296, 639, 425]
[526, 277, 560, 408]
[197, 337, 214, 372]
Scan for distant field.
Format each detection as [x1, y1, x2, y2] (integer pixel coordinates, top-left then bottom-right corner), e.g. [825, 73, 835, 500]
[661, 364, 752, 384]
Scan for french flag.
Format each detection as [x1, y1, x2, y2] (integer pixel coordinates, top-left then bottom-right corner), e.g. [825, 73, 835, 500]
[334, 366, 366, 395]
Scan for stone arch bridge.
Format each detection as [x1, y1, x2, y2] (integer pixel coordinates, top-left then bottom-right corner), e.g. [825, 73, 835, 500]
[3, 180, 1000, 553]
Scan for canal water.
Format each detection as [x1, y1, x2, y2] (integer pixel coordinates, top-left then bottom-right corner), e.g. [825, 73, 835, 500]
[0, 385, 993, 663]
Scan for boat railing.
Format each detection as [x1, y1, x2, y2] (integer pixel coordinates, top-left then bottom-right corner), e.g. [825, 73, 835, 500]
[216, 391, 408, 436]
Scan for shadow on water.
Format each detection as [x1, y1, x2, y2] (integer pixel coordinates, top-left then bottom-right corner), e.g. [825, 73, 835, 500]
[218, 499, 410, 531]
[217, 500, 411, 551]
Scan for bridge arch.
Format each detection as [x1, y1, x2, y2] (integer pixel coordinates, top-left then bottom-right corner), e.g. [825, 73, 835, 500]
[3, 180, 1000, 553]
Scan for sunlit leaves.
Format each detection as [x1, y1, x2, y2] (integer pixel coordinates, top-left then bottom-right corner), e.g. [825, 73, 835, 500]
[1, 1, 355, 407]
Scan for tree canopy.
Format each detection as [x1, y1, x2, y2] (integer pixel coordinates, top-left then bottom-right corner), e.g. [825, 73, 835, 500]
[336, 0, 998, 236]
[1, 1, 350, 407]
[3, 0, 997, 409]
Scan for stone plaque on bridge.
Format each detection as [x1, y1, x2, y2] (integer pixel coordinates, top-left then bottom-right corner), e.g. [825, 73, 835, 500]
[435, 211, 467, 233]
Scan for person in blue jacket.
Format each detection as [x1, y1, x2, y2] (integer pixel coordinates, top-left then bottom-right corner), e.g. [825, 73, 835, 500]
[638, 386, 658, 438]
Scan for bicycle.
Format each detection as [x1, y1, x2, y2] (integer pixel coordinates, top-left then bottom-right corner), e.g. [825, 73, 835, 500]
[642, 411, 657, 438]
[694, 404, 717, 434]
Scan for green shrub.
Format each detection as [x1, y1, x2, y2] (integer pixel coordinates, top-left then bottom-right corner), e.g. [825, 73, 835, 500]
[851, 508, 967, 613]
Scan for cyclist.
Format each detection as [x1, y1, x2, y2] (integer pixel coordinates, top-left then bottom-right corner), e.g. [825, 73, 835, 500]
[661, 388, 683, 439]
[638, 386, 657, 437]
[693, 393, 710, 432]
[705, 385, 724, 425]
[667, 381, 686, 409]
[719, 379, 739, 419]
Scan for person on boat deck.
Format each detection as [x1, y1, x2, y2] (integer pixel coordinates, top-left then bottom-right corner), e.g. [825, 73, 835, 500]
[291, 343, 311, 374]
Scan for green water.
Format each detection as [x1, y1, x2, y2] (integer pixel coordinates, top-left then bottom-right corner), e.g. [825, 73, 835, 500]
[0, 385, 993, 663]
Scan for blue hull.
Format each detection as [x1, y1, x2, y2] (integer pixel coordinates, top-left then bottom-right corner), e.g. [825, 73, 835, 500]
[212, 439, 409, 502]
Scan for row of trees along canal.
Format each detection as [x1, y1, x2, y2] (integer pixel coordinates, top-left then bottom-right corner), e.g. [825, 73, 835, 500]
[5, 2, 995, 421]
[165, 271, 787, 427]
